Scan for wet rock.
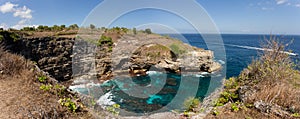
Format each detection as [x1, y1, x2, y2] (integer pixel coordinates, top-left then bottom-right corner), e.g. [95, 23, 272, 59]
[166, 78, 177, 86]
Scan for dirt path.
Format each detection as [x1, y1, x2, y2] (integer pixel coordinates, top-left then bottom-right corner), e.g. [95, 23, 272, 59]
[0, 73, 34, 118]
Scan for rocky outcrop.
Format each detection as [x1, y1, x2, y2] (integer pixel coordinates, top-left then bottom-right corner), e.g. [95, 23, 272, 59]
[109, 33, 222, 77]
[125, 43, 221, 75]
[128, 44, 179, 75]
[178, 50, 221, 73]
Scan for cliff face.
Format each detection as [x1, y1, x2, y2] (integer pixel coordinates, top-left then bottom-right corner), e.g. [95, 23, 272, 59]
[0, 31, 74, 81]
[0, 30, 221, 82]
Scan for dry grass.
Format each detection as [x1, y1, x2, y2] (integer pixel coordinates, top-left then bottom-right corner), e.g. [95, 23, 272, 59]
[205, 103, 281, 119]
[0, 47, 94, 119]
[240, 37, 300, 111]
[0, 46, 31, 76]
[205, 37, 300, 119]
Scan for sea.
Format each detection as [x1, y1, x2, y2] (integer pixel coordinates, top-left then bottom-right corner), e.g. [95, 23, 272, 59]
[173, 34, 300, 78]
[70, 34, 300, 115]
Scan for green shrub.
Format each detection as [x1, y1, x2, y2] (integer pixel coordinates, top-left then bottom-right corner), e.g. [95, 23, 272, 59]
[183, 97, 200, 112]
[40, 84, 52, 91]
[108, 46, 113, 52]
[292, 113, 300, 117]
[90, 24, 96, 29]
[145, 28, 152, 34]
[106, 104, 120, 115]
[212, 107, 220, 115]
[0, 35, 3, 41]
[170, 43, 186, 55]
[133, 28, 137, 35]
[231, 102, 240, 112]
[98, 35, 113, 46]
[225, 77, 239, 89]
[38, 75, 47, 82]
[9, 33, 20, 42]
[59, 98, 78, 112]
[54, 84, 66, 96]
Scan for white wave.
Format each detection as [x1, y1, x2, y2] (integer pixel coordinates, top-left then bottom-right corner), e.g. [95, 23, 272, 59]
[97, 91, 116, 108]
[195, 74, 205, 77]
[226, 44, 298, 56]
[201, 72, 210, 75]
[146, 71, 163, 75]
[69, 84, 86, 90]
[69, 82, 101, 89]
[218, 60, 226, 64]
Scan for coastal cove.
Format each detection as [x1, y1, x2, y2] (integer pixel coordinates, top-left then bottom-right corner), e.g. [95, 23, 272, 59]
[70, 33, 300, 116]
[1, 0, 300, 118]
[1, 29, 299, 118]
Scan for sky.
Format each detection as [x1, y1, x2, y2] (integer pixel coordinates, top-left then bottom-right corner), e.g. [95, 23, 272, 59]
[0, 0, 300, 34]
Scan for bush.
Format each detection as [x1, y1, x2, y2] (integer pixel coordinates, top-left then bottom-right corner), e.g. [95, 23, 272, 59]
[98, 35, 113, 46]
[40, 84, 52, 91]
[170, 43, 186, 55]
[38, 75, 47, 82]
[59, 98, 78, 112]
[145, 28, 152, 34]
[106, 104, 120, 115]
[133, 28, 137, 35]
[0, 34, 3, 41]
[238, 37, 298, 86]
[183, 97, 200, 112]
[211, 37, 300, 118]
[9, 32, 20, 42]
[90, 24, 96, 29]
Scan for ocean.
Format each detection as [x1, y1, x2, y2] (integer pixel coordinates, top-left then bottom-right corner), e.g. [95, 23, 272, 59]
[171, 34, 300, 78]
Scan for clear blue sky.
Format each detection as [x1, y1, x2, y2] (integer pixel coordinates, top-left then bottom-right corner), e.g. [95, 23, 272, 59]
[1, 0, 300, 34]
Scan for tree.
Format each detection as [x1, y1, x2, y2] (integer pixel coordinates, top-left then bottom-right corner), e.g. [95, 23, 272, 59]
[133, 28, 137, 35]
[101, 27, 106, 30]
[145, 28, 152, 34]
[90, 24, 96, 29]
[69, 24, 79, 30]
[121, 27, 129, 33]
[43, 25, 50, 31]
[22, 27, 30, 31]
[29, 27, 35, 31]
[37, 25, 44, 31]
[60, 25, 66, 30]
[52, 25, 60, 31]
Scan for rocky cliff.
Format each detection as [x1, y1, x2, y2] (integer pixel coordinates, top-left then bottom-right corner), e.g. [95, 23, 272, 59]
[0, 31, 74, 81]
[0, 30, 221, 82]
[108, 32, 221, 78]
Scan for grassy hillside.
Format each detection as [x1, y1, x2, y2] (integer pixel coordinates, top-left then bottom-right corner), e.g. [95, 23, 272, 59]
[205, 37, 300, 119]
[0, 46, 95, 118]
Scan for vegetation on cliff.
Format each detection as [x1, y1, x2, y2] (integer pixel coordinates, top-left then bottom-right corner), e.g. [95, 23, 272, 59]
[206, 37, 300, 119]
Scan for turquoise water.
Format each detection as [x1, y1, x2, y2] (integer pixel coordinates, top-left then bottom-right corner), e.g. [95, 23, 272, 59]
[71, 71, 224, 114]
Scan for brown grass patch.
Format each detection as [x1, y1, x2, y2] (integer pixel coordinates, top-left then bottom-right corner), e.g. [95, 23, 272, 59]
[0, 47, 94, 118]
[205, 37, 300, 119]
